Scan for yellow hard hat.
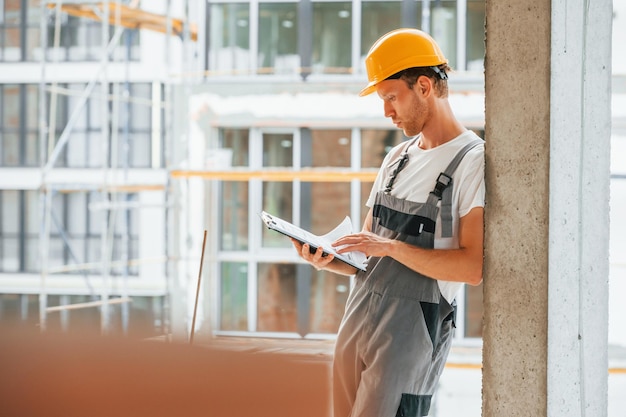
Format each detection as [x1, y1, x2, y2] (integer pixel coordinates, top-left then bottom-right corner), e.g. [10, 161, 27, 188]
[359, 28, 448, 97]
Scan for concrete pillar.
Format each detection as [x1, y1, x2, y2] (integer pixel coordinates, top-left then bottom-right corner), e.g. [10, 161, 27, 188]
[483, 0, 612, 416]
[547, 0, 612, 415]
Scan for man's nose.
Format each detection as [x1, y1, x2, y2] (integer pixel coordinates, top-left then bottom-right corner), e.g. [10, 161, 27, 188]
[383, 102, 394, 118]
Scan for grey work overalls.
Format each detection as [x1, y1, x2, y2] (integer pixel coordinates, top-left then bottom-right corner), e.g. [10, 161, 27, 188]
[332, 138, 482, 417]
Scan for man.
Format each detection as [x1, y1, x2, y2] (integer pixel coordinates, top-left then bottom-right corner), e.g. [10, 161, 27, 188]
[292, 28, 485, 417]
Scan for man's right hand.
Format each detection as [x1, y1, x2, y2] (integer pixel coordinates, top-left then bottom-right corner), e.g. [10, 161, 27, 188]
[290, 238, 335, 271]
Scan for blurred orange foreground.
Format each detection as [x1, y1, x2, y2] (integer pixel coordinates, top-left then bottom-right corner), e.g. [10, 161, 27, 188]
[0, 327, 331, 417]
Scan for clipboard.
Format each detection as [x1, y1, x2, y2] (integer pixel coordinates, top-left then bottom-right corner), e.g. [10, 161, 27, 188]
[260, 211, 367, 272]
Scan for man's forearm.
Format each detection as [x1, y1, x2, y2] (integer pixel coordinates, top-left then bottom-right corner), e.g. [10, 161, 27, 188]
[322, 258, 359, 276]
[386, 241, 483, 285]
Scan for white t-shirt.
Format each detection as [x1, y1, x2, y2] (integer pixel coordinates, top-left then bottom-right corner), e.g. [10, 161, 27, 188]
[366, 130, 485, 302]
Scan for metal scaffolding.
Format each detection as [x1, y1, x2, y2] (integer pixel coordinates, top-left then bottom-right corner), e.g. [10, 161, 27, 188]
[37, 0, 197, 334]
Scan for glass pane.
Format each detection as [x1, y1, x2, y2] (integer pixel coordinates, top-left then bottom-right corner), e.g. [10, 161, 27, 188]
[4, 2, 21, 24]
[307, 130, 351, 168]
[87, 192, 103, 231]
[209, 3, 250, 74]
[85, 22, 103, 60]
[360, 181, 374, 225]
[1, 238, 19, 271]
[431, 1, 457, 69]
[1, 191, 19, 234]
[67, 192, 86, 235]
[87, 236, 100, 265]
[130, 84, 151, 130]
[25, 133, 39, 166]
[258, 3, 299, 74]
[67, 236, 86, 266]
[129, 237, 139, 275]
[257, 262, 297, 332]
[25, 235, 41, 272]
[4, 27, 21, 61]
[305, 182, 351, 236]
[466, 0, 486, 71]
[360, 1, 402, 60]
[26, 26, 40, 61]
[2, 85, 19, 129]
[129, 133, 151, 168]
[24, 84, 40, 166]
[220, 262, 248, 331]
[66, 132, 86, 168]
[262, 181, 292, 248]
[221, 129, 249, 167]
[27, 0, 41, 24]
[312, 2, 352, 74]
[308, 269, 350, 333]
[361, 129, 407, 168]
[47, 237, 65, 271]
[2, 133, 19, 166]
[24, 191, 39, 234]
[25, 84, 38, 129]
[88, 94, 102, 129]
[263, 133, 292, 167]
[67, 84, 87, 129]
[87, 134, 103, 167]
[220, 181, 249, 251]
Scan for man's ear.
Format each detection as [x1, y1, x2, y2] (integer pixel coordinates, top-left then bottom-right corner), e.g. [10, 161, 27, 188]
[416, 75, 433, 96]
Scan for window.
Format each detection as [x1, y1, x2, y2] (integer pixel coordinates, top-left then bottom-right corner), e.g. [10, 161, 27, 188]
[312, 2, 352, 74]
[0, 84, 39, 167]
[0, 82, 159, 169]
[203, 0, 485, 78]
[0, 190, 43, 272]
[430, 0, 457, 69]
[466, 0, 486, 71]
[208, 2, 251, 75]
[66, 191, 140, 276]
[214, 127, 395, 337]
[0, 191, 22, 272]
[0, 0, 39, 62]
[361, 1, 403, 65]
[45, 10, 140, 62]
[220, 261, 249, 331]
[60, 82, 158, 168]
[258, 2, 299, 74]
[0, 190, 139, 276]
[261, 132, 294, 248]
[0, 1, 138, 62]
[219, 129, 250, 251]
[210, 124, 487, 339]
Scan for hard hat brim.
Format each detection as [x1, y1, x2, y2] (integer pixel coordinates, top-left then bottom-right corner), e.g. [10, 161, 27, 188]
[359, 82, 378, 97]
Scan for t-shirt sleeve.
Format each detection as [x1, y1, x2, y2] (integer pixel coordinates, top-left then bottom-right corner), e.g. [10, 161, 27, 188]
[456, 144, 486, 217]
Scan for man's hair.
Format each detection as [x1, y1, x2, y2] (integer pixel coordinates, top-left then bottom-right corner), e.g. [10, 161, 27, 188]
[390, 64, 451, 98]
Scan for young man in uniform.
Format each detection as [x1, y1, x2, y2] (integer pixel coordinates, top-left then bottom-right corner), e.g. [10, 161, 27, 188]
[292, 28, 485, 417]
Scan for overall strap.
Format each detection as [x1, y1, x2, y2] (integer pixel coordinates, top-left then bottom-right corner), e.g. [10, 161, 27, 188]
[384, 136, 419, 194]
[426, 138, 483, 237]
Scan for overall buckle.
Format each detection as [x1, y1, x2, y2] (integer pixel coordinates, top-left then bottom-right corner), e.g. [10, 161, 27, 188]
[433, 173, 452, 198]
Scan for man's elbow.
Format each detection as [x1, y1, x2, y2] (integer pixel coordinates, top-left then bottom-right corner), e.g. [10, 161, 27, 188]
[467, 274, 483, 286]
[465, 258, 483, 286]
